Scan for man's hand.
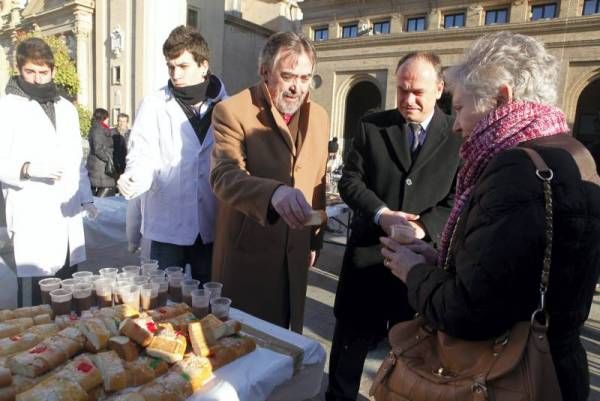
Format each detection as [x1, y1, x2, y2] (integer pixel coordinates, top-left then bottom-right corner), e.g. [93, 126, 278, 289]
[270, 186, 311, 229]
[117, 173, 144, 200]
[379, 208, 425, 239]
[82, 203, 99, 220]
[26, 160, 63, 181]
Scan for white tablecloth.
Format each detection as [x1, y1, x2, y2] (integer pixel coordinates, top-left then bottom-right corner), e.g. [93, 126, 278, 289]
[191, 308, 326, 401]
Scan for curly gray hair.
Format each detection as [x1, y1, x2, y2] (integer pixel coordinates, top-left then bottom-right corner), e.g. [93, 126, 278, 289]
[445, 31, 558, 112]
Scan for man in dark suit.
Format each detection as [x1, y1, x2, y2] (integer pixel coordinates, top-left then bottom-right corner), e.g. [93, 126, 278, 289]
[326, 52, 462, 401]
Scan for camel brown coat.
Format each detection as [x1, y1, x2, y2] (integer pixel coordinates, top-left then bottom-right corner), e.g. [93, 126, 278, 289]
[210, 83, 329, 333]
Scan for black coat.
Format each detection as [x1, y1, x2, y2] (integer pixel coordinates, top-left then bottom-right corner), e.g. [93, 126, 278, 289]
[86, 122, 115, 188]
[334, 107, 462, 333]
[112, 130, 127, 177]
[407, 136, 600, 401]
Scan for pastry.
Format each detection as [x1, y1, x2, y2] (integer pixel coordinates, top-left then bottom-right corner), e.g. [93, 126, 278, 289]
[108, 336, 139, 362]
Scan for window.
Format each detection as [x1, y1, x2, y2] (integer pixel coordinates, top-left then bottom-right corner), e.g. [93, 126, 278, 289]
[373, 20, 390, 34]
[583, 0, 600, 15]
[485, 8, 509, 24]
[342, 24, 358, 38]
[187, 7, 198, 28]
[531, 3, 557, 20]
[406, 16, 426, 32]
[111, 66, 121, 85]
[313, 27, 328, 41]
[444, 13, 465, 28]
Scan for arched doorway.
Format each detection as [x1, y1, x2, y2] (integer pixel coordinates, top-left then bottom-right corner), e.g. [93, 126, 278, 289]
[342, 81, 382, 160]
[573, 78, 600, 148]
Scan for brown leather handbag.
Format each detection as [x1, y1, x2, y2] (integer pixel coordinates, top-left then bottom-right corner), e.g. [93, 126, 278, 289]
[369, 147, 563, 401]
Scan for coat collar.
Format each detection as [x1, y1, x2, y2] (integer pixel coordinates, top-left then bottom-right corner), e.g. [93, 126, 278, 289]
[382, 107, 452, 173]
[256, 82, 311, 156]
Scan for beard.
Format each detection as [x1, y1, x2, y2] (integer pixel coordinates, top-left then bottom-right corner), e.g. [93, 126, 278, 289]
[274, 90, 305, 115]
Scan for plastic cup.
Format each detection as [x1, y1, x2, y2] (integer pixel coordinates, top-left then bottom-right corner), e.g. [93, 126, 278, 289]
[50, 288, 72, 316]
[122, 265, 140, 276]
[114, 281, 132, 305]
[99, 267, 118, 279]
[73, 283, 93, 315]
[140, 282, 160, 310]
[149, 270, 165, 279]
[94, 278, 113, 308]
[167, 272, 184, 303]
[151, 276, 169, 307]
[210, 297, 231, 320]
[61, 278, 78, 292]
[140, 257, 158, 266]
[120, 284, 140, 311]
[39, 278, 61, 305]
[133, 276, 149, 286]
[141, 263, 159, 276]
[72, 271, 93, 282]
[165, 266, 183, 276]
[190, 289, 210, 318]
[117, 272, 136, 281]
[181, 279, 199, 306]
[203, 282, 223, 300]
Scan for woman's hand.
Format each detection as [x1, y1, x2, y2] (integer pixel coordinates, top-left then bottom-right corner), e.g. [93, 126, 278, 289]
[380, 236, 425, 282]
[406, 239, 438, 265]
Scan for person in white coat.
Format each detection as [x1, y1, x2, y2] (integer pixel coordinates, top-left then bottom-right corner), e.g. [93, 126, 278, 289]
[0, 38, 97, 306]
[118, 26, 226, 283]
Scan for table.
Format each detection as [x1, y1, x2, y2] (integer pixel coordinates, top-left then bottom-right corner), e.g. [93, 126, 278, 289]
[190, 308, 326, 401]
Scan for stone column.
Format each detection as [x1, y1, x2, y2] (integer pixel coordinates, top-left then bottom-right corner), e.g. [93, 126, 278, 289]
[427, 8, 441, 31]
[466, 4, 483, 27]
[390, 14, 403, 34]
[74, 9, 94, 109]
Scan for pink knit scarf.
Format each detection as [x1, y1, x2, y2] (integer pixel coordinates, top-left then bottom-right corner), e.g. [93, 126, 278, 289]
[437, 101, 569, 266]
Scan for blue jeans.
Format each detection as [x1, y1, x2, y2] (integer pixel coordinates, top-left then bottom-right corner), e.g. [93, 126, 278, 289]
[150, 234, 213, 284]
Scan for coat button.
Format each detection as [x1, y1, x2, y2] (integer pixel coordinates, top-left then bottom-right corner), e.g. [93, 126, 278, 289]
[405, 178, 413, 186]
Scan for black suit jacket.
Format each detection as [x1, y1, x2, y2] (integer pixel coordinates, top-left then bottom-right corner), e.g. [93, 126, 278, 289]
[334, 107, 462, 329]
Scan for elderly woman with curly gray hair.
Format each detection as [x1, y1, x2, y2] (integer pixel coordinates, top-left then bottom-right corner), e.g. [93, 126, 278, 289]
[380, 31, 600, 400]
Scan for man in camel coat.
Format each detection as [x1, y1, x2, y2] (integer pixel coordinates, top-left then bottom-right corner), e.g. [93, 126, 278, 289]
[210, 32, 329, 333]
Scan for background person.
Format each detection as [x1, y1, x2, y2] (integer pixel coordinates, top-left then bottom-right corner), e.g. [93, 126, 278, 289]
[0, 38, 97, 306]
[210, 32, 329, 333]
[87, 108, 117, 197]
[381, 31, 600, 401]
[112, 113, 129, 181]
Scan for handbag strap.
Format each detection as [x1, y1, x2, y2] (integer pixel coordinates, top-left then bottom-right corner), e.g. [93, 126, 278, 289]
[519, 147, 553, 320]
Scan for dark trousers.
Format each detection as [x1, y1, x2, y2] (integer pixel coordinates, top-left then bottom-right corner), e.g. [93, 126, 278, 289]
[92, 186, 116, 197]
[150, 234, 213, 284]
[326, 320, 384, 401]
[17, 257, 76, 307]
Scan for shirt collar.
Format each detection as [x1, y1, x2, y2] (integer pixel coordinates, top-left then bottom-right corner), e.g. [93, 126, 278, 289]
[408, 110, 434, 132]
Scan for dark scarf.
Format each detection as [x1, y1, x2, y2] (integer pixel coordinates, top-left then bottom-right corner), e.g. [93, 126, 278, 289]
[5, 75, 60, 128]
[168, 74, 221, 105]
[16, 76, 59, 103]
[437, 101, 569, 266]
[169, 75, 222, 145]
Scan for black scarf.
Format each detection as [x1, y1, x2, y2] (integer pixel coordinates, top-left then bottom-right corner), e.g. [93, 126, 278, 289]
[168, 74, 221, 105]
[16, 76, 59, 103]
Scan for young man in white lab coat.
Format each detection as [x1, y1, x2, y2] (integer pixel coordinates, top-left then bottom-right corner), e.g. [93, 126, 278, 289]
[0, 38, 97, 306]
[118, 26, 227, 283]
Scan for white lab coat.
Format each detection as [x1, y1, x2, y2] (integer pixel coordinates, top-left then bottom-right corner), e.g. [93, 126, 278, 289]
[125, 79, 227, 246]
[0, 94, 93, 277]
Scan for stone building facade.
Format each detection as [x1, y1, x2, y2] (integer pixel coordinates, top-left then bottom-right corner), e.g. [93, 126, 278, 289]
[300, 0, 600, 156]
[0, 0, 302, 124]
